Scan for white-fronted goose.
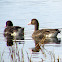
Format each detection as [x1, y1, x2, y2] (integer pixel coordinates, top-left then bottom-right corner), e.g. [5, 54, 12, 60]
[28, 19, 60, 39]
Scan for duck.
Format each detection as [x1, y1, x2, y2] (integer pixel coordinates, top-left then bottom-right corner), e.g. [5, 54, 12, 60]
[28, 19, 60, 39]
[28, 19, 60, 52]
[4, 20, 24, 40]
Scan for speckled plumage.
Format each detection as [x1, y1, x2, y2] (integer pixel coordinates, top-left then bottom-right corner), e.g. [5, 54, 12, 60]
[4, 21, 24, 40]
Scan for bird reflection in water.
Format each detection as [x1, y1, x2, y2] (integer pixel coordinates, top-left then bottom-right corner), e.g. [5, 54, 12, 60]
[4, 33, 13, 46]
[32, 37, 61, 52]
[6, 36, 13, 46]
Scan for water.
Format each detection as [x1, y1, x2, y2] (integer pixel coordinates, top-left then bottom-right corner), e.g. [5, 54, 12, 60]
[0, 0, 62, 62]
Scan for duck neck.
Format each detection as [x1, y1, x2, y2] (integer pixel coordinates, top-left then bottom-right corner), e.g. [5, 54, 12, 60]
[34, 23, 39, 31]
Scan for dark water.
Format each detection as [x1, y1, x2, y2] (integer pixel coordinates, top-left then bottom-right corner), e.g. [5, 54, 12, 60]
[0, 0, 62, 62]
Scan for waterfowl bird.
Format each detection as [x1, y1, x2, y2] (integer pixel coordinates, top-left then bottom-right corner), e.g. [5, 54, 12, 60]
[28, 19, 60, 52]
[4, 20, 24, 40]
[28, 19, 60, 39]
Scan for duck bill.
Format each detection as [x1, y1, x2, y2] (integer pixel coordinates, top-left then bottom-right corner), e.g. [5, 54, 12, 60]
[4, 25, 6, 28]
[28, 22, 31, 25]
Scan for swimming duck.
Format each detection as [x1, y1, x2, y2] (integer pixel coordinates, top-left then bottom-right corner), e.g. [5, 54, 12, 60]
[28, 19, 60, 52]
[4, 20, 24, 40]
[28, 19, 60, 39]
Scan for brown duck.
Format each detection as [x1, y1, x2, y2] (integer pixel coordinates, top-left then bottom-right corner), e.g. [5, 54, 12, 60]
[28, 19, 60, 39]
[28, 19, 60, 52]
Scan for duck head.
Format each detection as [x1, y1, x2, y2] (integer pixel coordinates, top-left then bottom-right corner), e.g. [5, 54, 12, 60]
[28, 19, 39, 31]
[6, 20, 13, 27]
[28, 19, 39, 25]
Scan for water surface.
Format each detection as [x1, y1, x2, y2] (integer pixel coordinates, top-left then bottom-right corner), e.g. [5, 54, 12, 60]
[0, 0, 62, 62]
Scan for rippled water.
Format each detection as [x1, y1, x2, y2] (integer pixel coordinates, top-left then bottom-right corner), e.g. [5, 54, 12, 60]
[0, 0, 62, 62]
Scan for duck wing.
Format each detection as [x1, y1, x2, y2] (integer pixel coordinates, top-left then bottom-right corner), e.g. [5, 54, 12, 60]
[32, 29, 60, 39]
